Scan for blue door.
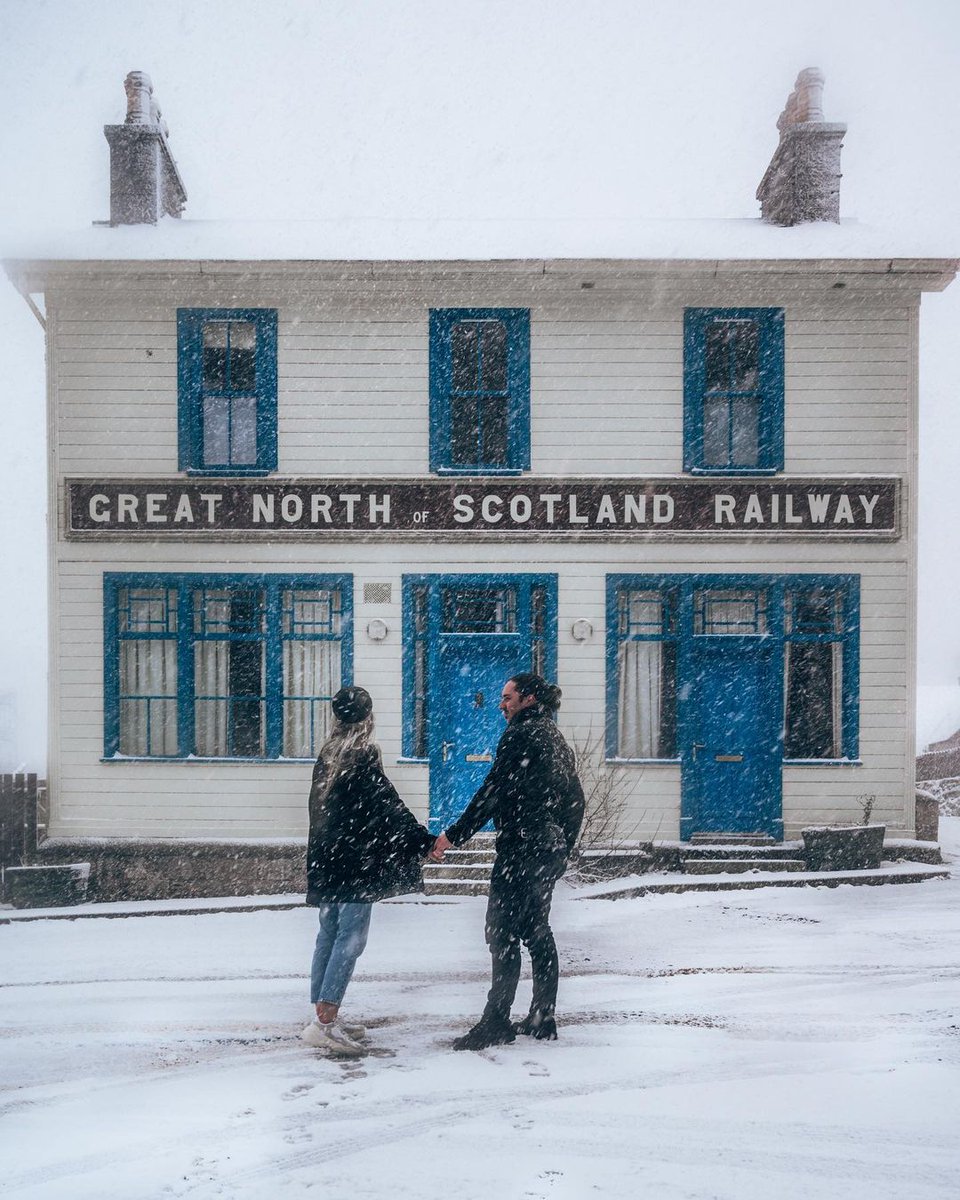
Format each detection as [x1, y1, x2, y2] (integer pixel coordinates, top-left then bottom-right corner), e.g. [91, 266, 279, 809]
[681, 586, 783, 837]
[425, 576, 556, 833]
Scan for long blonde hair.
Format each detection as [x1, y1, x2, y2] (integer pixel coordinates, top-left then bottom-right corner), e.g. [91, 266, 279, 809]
[314, 713, 376, 806]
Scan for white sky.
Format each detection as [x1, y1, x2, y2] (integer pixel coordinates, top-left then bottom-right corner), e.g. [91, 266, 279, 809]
[1, 0, 959, 766]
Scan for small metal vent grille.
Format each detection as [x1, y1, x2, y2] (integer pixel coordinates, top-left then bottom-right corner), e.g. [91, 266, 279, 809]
[363, 582, 392, 605]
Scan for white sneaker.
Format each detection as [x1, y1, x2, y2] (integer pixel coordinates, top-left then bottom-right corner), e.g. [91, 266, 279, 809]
[301, 1019, 366, 1056]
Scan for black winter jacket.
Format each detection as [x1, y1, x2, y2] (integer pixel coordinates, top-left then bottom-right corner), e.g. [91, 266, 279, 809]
[445, 705, 585, 857]
[306, 745, 435, 904]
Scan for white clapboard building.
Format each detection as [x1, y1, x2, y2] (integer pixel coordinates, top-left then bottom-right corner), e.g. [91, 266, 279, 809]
[4, 71, 956, 896]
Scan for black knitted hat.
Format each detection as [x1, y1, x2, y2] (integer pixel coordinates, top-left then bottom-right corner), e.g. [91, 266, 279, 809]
[331, 685, 373, 725]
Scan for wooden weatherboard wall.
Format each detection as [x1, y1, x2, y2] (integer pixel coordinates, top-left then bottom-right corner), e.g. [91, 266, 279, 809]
[31, 258, 935, 842]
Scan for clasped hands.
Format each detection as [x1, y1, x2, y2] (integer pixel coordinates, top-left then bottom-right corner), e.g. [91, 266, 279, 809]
[428, 832, 452, 863]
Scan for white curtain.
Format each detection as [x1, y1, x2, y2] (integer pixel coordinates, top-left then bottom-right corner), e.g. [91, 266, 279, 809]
[617, 640, 662, 758]
[282, 639, 340, 758]
[194, 641, 229, 756]
[119, 639, 177, 755]
[830, 643, 843, 756]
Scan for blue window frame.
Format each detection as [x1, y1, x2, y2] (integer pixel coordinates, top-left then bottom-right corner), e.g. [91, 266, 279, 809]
[683, 307, 784, 474]
[104, 573, 351, 760]
[607, 574, 859, 762]
[401, 573, 557, 760]
[177, 308, 278, 475]
[429, 308, 530, 474]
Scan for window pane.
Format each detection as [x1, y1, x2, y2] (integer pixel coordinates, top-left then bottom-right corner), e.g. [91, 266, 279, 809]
[282, 637, 340, 758]
[194, 638, 265, 757]
[730, 397, 759, 466]
[203, 397, 230, 465]
[119, 587, 178, 634]
[412, 584, 429, 757]
[695, 589, 768, 635]
[452, 322, 479, 392]
[413, 638, 428, 758]
[705, 323, 728, 391]
[618, 589, 673, 636]
[480, 321, 508, 391]
[119, 639, 178, 756]
[230, 396, 258, 465]
[194, 588, 265, 635]
[702, 397, 729, 466]
[784, 641, 842, 757]
[479, 396, 509, 466]
[282, 589, 341, 636]
[450, 396, 478, 465]
[617, 640, 677, 758]
[228, 322, 256, 392]
[787, 588, 843, 635]
[202, 323, 228, 390]
[732, 321, 759, 391]
[442, 587, 517, 633]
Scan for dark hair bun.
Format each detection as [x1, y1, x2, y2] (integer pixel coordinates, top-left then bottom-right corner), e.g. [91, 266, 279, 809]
[510, 672, 562, 712]
[331, 685, 373, 724]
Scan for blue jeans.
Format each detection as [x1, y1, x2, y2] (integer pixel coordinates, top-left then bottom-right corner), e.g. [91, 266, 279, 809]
[310, 902, 372, 1006]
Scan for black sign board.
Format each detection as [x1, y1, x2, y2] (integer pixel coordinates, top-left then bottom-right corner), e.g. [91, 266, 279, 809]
[66, 477, 900, 539]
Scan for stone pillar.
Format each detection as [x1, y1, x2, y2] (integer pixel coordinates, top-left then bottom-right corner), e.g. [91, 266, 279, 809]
[102, 71, 187, 225]
[756, 68, 846, 226]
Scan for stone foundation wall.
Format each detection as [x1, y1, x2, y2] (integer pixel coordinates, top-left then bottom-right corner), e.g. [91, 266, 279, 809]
[36, 838, 306, 903]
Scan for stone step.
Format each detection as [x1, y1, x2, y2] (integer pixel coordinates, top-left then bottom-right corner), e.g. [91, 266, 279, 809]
[680, 844, 803, 861]
[421, 864, 492, 882]
[579, 866, 950, 900]
[438, 849, 496, 865]
[688, 832, 777, 846]
[682, 858, 808, 875]
[456, 833, 497, 852]
[422, 878, 490, 897]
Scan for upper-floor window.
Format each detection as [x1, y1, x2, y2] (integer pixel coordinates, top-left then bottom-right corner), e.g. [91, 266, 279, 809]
[104, 572, 351, 760]
[177, 309, 278, 475]
[683, 308, 784, 474]
[429, 308, 530, 474]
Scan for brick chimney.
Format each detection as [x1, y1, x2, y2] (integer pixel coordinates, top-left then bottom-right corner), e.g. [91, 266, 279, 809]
[102, 72, 187, 225]
[756, 69, 846, 225]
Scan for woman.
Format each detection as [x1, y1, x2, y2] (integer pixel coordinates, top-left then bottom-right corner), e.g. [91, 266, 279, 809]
[302, 685, 434, 1055]
[432, 672, 585, 1051]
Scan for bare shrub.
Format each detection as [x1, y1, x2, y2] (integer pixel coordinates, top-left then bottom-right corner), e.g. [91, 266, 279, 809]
[568, 730, 651, 882]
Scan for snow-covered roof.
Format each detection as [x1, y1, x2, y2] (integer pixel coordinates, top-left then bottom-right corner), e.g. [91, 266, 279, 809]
[2, 216, 958, 275]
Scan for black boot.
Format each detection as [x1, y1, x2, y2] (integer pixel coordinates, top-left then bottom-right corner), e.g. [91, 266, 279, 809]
[452, 1012, 517, 1052]
[514, 1008, 558, 1040]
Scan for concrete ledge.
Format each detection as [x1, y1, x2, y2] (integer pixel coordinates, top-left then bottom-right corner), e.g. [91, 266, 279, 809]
[575, 861, 950, 900]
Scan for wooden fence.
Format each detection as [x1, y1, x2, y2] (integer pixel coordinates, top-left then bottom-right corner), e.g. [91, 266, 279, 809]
[0, 774, 46, 883]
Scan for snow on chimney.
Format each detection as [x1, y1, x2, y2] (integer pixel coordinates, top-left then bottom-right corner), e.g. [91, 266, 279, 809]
[102, 72, 187, 225]
[756, 69, 846, 226]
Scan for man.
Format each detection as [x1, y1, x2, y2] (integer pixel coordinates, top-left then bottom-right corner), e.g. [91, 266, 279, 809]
[432, 672, 585, 1051]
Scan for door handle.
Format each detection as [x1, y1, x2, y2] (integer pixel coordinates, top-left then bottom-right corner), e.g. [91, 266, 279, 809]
[441, 741, 455, 764]
[691, 742, 706, 762]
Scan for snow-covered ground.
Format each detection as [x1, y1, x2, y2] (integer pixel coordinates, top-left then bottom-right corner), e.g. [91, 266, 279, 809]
[3, 825, 960, 1200]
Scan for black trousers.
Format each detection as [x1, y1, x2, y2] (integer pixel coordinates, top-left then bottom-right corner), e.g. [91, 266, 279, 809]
[483, 848, 567, 1021]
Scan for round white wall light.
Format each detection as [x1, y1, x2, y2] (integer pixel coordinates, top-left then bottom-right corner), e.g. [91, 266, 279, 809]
[571, 618, 594, 642]
[366, 618, 389, 641]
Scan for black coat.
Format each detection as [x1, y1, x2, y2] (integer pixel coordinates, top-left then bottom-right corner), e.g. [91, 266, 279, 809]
[306, 745, 435, 904]
[445, 705, 585, 857]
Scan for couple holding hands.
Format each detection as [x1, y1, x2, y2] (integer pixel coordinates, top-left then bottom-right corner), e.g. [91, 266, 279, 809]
[301, 673, 585, 1056]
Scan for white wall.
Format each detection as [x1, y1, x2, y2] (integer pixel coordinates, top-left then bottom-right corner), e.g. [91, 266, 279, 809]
[46, 265, 919, 841]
